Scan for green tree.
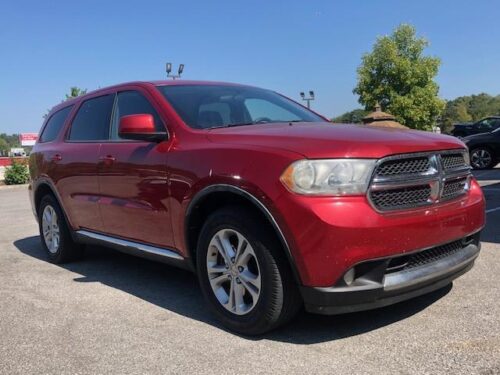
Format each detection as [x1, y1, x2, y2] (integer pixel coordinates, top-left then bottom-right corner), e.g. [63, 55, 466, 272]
[65, 86, 87, 100]
[0, 138, 9, 156]
[455, 101, 472, 122]
[0, 133, 20, 149]
[331, 109, 369, 124]
[353, 24, 445, 130]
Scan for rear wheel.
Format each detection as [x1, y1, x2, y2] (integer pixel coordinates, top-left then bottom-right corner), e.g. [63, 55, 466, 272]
[38, 194, 84, 263]
[196, 206, 301, 335]
[470, 147, 495, 169]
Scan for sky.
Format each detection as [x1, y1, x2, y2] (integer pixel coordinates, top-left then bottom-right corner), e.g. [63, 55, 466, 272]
[1, 0, 500, 133]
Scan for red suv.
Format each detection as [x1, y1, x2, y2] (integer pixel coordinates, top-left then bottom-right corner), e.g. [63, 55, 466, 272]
[29, 81, 485, 334]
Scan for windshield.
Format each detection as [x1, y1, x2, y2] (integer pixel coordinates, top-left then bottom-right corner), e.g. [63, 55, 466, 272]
[156, 85, 324, 129]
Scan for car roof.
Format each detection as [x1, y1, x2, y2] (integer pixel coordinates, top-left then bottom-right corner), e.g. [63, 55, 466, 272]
[48, 80, 253, 115]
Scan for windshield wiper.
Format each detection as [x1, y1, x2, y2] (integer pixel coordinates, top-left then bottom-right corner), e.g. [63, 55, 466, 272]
[207, 122, 255, 130]
[206, 120, 310, 130]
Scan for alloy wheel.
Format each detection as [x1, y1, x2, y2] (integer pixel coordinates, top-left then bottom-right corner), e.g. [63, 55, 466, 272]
[42, 205, 60, 254]
[471, 149, 492, 169]
[206, 229, 261, 315]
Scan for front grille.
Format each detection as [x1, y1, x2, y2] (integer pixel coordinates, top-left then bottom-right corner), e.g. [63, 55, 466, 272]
[442, 177, 468, 200]
[371, 185, 431, 210]
[387, 239, 464, 274]
[375, 157, 430, 177]
[369, 150, 470, 212]
[441, 153, 466, 170]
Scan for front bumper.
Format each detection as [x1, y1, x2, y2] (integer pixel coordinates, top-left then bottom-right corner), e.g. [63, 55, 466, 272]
[301, 234, 480, 314]
[274, 178, 485, 286]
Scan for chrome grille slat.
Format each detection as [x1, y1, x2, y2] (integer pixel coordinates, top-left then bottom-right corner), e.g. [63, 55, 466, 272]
[442, 177, 468, 200]
[441, 153, 466, 170]
[368, 150, 471, 212]
[371, 185, 431, 210]
[375, 157, 430, 176]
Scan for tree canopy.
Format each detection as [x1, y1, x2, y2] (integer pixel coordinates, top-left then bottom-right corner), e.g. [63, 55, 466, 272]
[331, 109, 369, 124]
[353, 24, 445, 130]
[0, 133, 20, 156]
[65, 87, 87, 100]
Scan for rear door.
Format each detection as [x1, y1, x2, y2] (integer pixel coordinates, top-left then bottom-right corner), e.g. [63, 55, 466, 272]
[57, 94, 114, 231]
[97, 88, 174, 248]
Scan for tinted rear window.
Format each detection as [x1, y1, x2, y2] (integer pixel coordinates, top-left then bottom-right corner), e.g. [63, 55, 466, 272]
[40, 106, 73, 143]
[68, 95, 114, 141]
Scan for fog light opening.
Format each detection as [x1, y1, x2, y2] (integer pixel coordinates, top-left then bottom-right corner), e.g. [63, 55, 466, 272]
[343, 268, 355, 286]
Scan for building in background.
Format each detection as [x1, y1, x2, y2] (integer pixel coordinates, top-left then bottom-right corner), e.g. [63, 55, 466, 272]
[362, 105, 408, 129]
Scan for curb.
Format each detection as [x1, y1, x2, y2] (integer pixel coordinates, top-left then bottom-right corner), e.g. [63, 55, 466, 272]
[0, 183, 29, 190]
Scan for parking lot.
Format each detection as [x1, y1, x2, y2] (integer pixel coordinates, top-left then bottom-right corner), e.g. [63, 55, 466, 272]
[0, 171, 499, 375]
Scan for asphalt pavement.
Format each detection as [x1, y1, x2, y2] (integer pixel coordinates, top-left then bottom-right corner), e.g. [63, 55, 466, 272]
[0, 172, 499, 375]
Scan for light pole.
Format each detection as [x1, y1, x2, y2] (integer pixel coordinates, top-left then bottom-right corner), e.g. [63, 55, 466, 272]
[166, 62, 185, 80]
[300, 91, 315, 109]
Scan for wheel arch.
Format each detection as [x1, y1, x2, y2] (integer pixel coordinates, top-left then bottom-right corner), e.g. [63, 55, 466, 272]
[34, 182, 57, 217]
[33, 180, 76, 235]
[185, 184, 302, 285]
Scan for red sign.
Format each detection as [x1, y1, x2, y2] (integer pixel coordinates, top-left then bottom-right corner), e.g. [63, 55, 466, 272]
[19, 133, 38, 146]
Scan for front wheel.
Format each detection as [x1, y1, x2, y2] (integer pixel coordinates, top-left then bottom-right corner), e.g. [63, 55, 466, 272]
[196, 206, 301, 335]
[470, 147, 495, 169]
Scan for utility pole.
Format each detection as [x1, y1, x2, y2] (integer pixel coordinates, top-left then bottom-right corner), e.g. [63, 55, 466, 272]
[166, 62, 185, 80]
[300, 91, 315, 109]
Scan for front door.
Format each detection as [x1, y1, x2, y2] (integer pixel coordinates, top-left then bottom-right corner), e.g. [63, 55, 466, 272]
[98, 89, 174, 248]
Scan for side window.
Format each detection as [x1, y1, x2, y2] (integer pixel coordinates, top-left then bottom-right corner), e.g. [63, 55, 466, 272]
[244, 98, 300, 122]
[68, 95, 114, 141]
[477, 119, 494, 130]
[40, 105, 73, 142]
[112, 91, 164, 139]
[491, 119, 500, 130]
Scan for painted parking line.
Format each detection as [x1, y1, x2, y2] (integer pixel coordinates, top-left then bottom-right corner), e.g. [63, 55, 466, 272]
[486, 206, 500, 214]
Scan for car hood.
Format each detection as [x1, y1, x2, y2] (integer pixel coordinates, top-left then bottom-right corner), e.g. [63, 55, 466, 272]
[206, 122, 466, 159]
[463, 132, 492, 141]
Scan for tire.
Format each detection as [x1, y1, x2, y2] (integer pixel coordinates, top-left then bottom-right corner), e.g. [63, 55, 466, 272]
[38, 194, 84, 263]
[470, 147, 495, 170]
[196, 206, 301, 335]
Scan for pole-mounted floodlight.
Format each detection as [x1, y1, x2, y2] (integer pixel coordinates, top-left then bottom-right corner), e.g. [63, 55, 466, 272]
[300, 90, 315, 109]
[166, 62, 184, 80]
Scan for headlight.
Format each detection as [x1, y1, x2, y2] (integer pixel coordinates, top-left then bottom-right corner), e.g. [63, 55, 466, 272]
[463, 151, 471, 166]
[280, 159, 377, 196]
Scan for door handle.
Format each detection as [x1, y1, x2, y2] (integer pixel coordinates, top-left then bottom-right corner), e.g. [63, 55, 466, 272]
[51, 154, 62, 162]
[99, 155, 116, 165]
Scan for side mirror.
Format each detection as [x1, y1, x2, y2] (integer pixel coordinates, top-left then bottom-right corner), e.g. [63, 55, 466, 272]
[118, 114, 167, 142]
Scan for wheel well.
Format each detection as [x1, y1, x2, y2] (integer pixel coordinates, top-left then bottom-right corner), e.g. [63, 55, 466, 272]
[186, 191, 292, 270]
[34, 183, 56, 215]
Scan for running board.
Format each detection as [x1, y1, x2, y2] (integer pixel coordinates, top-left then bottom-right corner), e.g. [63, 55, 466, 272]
[75, 230, 191, 271]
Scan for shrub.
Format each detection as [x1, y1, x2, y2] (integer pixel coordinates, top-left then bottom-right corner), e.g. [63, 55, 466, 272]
[4, 159, 30, 185]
